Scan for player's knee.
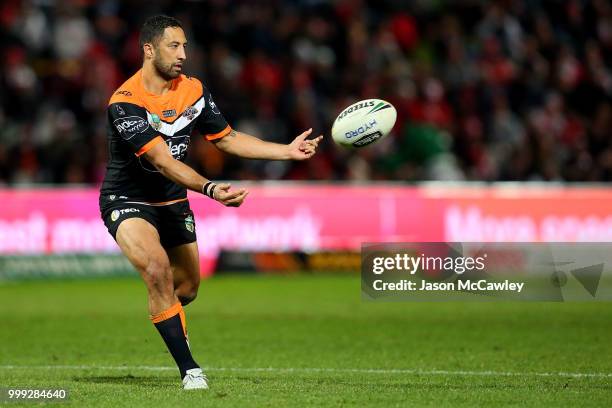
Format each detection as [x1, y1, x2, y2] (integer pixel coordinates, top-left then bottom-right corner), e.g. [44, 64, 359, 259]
[178, 285, 198, 306]
[178, 292, 196, 306]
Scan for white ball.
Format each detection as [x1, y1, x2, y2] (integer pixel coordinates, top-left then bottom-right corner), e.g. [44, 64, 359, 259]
[331, 99, 397, 148]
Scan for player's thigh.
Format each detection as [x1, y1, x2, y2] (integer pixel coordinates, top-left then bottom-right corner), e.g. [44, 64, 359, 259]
[167, 241, 200, 289]
[116, 218, 171, 284]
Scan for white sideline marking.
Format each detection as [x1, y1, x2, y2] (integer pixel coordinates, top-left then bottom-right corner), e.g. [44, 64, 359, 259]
[0, 365, 611, 379]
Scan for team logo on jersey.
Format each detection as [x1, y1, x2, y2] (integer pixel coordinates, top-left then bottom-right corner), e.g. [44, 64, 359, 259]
[208, 94, 220, 115]
[139, 134, 190, 173]
[113, 116, 149, 140]
[111, 208, 140, 222]
[109, 195, 116, 201]
[162, 109, 176, 118]
[167, 134, 190, 160]
[182, 106, 198, 120]
[150, 113, 162, 131]
[185, 215, 195, 233]
[115, 105, 125, 116]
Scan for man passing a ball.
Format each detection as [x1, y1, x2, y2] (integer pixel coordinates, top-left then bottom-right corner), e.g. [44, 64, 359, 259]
[99, 15, 322, 390]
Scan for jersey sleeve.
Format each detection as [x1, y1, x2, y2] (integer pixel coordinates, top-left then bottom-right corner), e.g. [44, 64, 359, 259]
[196, 86, 232, 141]
[108, 102, 164, 156]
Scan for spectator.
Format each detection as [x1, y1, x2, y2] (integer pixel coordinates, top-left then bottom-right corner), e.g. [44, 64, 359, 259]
[0, 0, 611, 184]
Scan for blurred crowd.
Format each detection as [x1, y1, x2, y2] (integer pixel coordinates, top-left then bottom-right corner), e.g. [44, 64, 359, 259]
[1, 0, 612, 184]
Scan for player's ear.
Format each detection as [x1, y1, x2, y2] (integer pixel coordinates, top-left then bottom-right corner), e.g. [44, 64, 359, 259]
[143, 43, 155, 59]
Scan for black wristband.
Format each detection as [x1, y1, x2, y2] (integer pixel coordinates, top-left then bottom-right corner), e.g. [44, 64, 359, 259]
[202, 181, 217, 199]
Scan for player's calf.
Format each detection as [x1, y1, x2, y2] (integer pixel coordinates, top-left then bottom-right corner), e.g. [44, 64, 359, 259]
[150, 301, 200, 380]
[168, 242, 201, 306]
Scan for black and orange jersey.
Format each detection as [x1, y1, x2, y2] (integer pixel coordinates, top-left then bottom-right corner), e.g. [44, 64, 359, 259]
[100, 69, 230, 205]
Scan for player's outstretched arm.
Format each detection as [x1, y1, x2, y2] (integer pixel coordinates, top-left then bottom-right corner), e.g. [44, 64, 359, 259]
[144, 142, 248, 207]
[213, 128, 323, 161]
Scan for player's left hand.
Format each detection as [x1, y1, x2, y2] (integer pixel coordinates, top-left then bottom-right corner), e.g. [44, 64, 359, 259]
[288, 128, 323, 160]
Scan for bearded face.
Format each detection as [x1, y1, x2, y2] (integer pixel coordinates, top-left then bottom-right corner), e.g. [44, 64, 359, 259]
[153, 52, 180, 80]
[147, 26, 186, 80]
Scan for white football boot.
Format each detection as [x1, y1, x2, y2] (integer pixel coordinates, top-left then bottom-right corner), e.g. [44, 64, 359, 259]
[182, 368, 209, 390]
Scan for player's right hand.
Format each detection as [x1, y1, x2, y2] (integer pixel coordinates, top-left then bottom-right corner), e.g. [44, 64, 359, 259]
[214, 183, 248, 207]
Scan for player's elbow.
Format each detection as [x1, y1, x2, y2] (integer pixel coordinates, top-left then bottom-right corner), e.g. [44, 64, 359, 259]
[151, 159, 170, 175]
[143, 143, 176, 174]
[212, 134, 238, 155]
[146, 153, 173, 175]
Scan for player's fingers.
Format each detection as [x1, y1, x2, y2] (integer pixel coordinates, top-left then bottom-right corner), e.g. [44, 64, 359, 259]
[299, 142, 314, 151]
[216, 189, 236, 201]
[300, 140, 317, 149]
[221, 188, 246, 201]
[306, 135, 322, 146]
[225, 191, 248, 206]
[295, 128, 312, 142]
[216, 183, 231, 192]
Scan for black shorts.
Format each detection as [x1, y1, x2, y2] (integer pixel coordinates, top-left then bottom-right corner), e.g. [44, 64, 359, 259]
[100, 199, 197, 249]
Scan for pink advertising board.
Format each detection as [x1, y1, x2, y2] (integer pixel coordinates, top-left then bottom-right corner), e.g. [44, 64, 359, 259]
[1, 185, 611, 274]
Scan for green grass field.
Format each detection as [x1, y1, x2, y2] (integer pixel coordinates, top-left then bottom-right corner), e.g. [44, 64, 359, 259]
[1, 274, 612, 407]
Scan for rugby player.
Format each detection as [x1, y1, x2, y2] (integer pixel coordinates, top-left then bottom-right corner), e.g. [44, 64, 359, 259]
[99, 15, 322, 390]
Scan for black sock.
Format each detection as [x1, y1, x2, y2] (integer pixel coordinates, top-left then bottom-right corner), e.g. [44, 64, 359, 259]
[153, 308, 199, 378]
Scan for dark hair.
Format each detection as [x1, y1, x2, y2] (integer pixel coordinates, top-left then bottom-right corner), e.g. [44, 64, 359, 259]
[139, 15, 183, 48]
